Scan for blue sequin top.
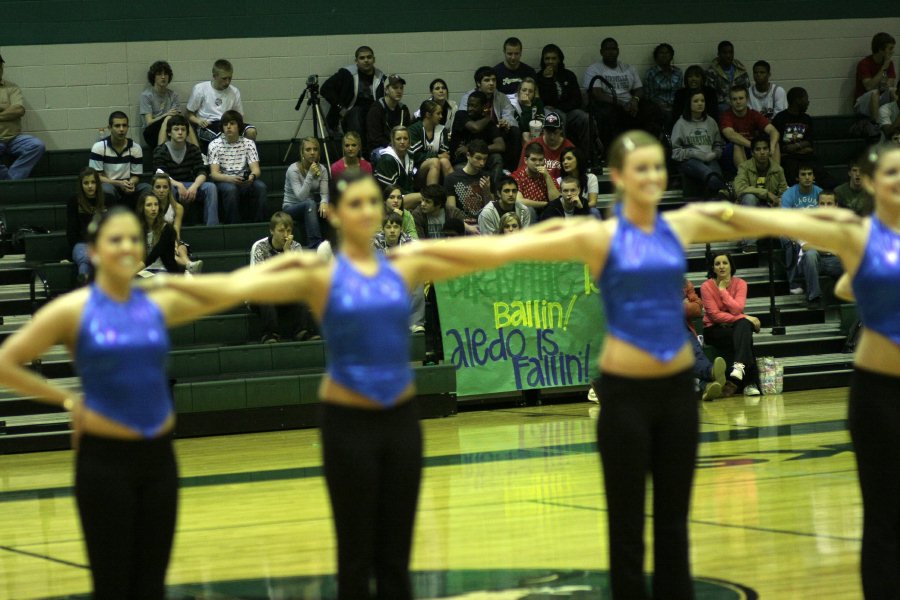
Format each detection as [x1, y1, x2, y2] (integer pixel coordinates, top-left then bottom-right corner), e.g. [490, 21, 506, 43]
[75, 285, 173, 437]
[320, 253, 413, 406]
[598, 204, 688, 361]
[852, 215, 900, 345]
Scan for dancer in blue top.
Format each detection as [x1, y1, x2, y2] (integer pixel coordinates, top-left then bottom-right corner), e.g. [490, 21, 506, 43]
[0, 207, 275, 599]
[400, 130, 748, 599]
[694, 143, 900, 599]
[158, 172, 607, 599]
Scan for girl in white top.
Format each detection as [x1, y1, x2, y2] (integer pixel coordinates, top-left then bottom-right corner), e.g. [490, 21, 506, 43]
[283, 137, 330, 248]
[150, 173, 202, 273]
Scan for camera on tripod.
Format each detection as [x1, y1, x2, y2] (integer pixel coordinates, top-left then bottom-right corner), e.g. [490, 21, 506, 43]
[306, 74, 319, 88]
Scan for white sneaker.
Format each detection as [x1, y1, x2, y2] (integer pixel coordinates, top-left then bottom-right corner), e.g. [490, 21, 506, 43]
[730, 361, 746, 381]
[744, 384, 761, 396]
[587, 387, 599, 403]
[186, 259, 204, 274]
[790, 286, 805, 295]
[409, 324, 425, 334]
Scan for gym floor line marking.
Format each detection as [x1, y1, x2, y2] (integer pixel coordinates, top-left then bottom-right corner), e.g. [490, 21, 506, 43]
[0, 418, 851, 504]
[0, 544, 89, 569]
[532, 498, 861, 543]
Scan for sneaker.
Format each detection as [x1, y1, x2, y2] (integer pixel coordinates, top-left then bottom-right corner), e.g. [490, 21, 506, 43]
[587, 387, 599, 403]
[722, 381, 739, 397]
[711, 356, 727, 387]
[789, 286, 805, 295]
[744, 384, 761, 396]
[261, 334, 279, 344]
[730, 361, 746, 382]
[186, 259, 204, 274]
[702, 382, 723, 402]
[293, 330, 309, 342]
[741, 243, 757, 254]
[410, 324, 426, 334]
[806, 296, 822, 309]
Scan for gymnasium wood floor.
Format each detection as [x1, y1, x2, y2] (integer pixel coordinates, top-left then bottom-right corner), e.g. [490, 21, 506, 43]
[0, 387, 863, 599]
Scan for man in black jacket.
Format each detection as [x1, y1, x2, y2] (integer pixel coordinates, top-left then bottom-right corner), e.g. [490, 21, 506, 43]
[540, 176, 590, 221]
[321, 46, 386, 147]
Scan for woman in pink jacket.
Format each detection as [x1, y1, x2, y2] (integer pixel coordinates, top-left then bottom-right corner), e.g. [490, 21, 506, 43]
[700, 253, 762, 396]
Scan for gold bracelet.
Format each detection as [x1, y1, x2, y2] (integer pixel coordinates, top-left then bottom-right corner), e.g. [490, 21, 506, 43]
[720, 205, 734, 222]
[62, 397, 75, 411]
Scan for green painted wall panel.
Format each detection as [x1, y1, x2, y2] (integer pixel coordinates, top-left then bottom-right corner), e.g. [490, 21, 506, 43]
[4, 1, 897, 46]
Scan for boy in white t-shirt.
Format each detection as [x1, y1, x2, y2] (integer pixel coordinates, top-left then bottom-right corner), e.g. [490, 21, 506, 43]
[187, 59, 257, 149]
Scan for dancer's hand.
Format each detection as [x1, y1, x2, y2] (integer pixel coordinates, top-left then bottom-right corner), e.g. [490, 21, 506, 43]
[807, 207, 861, 225]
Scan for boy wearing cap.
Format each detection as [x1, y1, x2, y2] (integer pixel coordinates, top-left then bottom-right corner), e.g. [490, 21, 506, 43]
[366, 74, 411, 161]
[514, 111, 574, 180]
[0, 54, 46, 180]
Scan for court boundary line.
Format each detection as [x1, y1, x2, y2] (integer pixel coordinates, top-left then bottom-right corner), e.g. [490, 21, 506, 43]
[0, 544, 89, 569]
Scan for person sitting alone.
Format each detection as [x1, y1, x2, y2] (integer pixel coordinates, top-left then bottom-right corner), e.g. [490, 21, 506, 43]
[250, 211, 320, 343]
[671, 89, 725, 198]
[798, 191, 844, 309]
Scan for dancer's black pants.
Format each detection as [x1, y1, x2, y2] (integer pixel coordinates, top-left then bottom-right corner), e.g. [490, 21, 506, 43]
[849, 367, 900, 599]
[75, 433, 178, 600]
[321, 400, 423, 600]
[595, 369, 698, 600]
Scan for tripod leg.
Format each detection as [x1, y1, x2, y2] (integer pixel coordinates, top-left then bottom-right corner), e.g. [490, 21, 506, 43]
[284, 102, 313, 163]
[312, 103, 333, 170]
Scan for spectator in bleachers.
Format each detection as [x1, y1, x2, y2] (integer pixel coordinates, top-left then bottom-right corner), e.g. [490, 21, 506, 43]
[250, 211, 319, 342]
[444, 139, 493, 228]
[413, 79, 457, 131]
[798, 191, 844, 309]
[512, 77, 544, 145]
[140, 61, 199, 149]
[408, 100, 453, 187]
[512, 142, 560, 217]
[187, 59, 256, 150]
[449, 91, 505, 184]
[879, 80, 900, 140]
[706, 41, 750, 114]
[835, 163, 874, 216]
[534, 44, 591, 155]
[89, 111, 150, 208]
[683, 278, 729, 401]
[748, 61, 787, 119]
[411, 184, 466, 239]
[372, 214, 429, 336]
[720, 86, 780, 170]
[321, 46, 386, 146]
[495, 37, 537, 101]
[153, 115, 219, 226]
[585, 38, 664, 144]
[330, 131, 372, 179]
[514, 111, 574, 181]
[374, 125, 422, 208]
[854, 33, 896, 125]
[207, 110, 267, 223]
[643, 43, 683, 129]
[67, 168, 105, 284]
[891, 131, 900, 145]
[477, 176, 531, 234]
[150, 172, 202, 274]
[540, 176, 590, 221]
[780, 163, 823, 294]
[672, 64, 720, 125]
[701, 253, 761, 396]
[771, 87, 836, 187]
[283, 137, 329, 249]
[365, 74, 410, 162]
[499, 212, 522, 234]
[135, 191, 183, 275]
[671, 90, 725, 198]
[733, 135, 788, 252]
[0, 53, 46, 180]
[460, 66, 520, 171]
[383, 184, 418, 239]
[558, 147, 599, 211]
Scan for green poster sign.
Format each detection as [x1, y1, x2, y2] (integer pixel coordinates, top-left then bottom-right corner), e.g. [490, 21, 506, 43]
[435, 261, 605, 397]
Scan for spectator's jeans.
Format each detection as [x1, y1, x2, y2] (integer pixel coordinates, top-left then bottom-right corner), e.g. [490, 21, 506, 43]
[781, 237, 801, 289]
[802, 249, 844, 302]
[172, 181, 220, 225]
[738, 193, 765, 248]
[854, 89, 893, 119]
[283, 200, 322, 248]
[72, 243, 90, 276]
[102, 182, 152, 209]
[689, 333, 713, 390]
[410, 285, 425, 328]
[216, 180, 268, 224]
[678, 158, 724, 196]
[0, 134, 46, 180]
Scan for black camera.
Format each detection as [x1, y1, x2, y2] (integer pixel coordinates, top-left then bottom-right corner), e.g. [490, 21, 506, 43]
[307, 74, 318, 86]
